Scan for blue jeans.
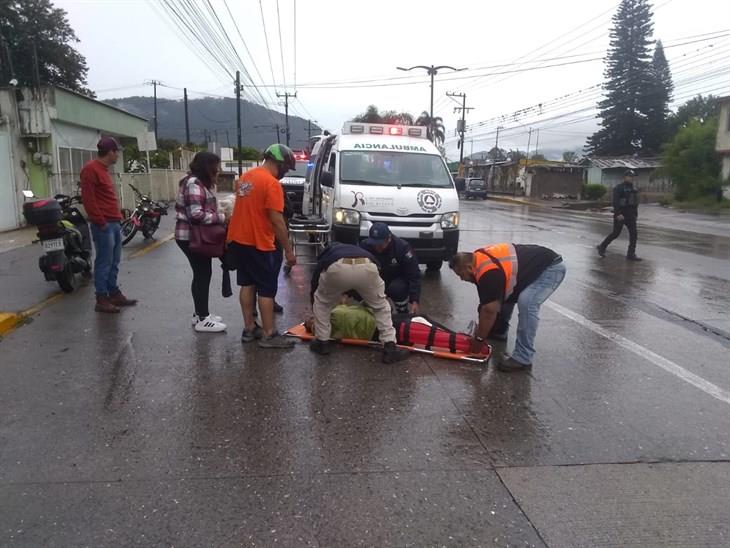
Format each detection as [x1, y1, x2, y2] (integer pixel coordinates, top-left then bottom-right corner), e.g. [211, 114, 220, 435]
[90, 222, 122, 296]
[500, 261, 566, 365]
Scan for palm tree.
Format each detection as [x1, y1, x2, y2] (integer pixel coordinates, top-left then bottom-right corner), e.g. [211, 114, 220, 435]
[352, 106, 415, 125]
[415, 111, 446, 146]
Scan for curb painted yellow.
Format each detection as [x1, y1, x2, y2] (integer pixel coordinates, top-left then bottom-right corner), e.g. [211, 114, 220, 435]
[488, 196, 544, 207]
[0, 312, 20, 335]
[129, 233, 174, 259]
[0, 293, 62, 337]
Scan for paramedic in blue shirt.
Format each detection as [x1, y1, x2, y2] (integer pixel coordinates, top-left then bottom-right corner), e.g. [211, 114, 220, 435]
[361, 222, 421, 314]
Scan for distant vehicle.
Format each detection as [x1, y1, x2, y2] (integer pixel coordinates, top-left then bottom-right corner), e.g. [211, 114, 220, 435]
[302, 122, 459, 271]
[280, 158, 310, 214]
[464, 178, 487, 200]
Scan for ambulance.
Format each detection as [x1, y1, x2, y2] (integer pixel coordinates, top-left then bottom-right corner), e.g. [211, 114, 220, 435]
[302, 122, 459, 271]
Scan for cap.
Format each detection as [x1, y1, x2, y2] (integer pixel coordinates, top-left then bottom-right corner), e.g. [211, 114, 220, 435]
[97, 137, 119, 154]
[624, 168, 636, 177]
[365, 222, 392, 246]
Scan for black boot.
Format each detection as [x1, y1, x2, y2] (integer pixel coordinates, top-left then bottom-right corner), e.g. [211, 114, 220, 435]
[626, 254, 642, 261]
[310, 339, 331, 355]
[596, 244, 606, 257]
[382, 342, 409, 364]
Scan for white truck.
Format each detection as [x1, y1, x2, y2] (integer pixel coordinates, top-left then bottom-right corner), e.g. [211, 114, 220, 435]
[302, 122, 460, 271]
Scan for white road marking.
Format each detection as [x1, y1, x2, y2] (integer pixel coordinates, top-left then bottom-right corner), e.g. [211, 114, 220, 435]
[546, 301, 730, 406]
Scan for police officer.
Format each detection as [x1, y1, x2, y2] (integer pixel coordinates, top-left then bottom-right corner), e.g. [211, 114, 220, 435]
[361, 222, 421, 314]
[597, 169, 641, 261]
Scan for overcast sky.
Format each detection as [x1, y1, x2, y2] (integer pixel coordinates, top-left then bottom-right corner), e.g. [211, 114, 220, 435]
[57, 0, 730, 158]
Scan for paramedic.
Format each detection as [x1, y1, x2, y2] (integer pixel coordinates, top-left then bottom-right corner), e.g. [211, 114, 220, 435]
[310, 243, 410, 363]
[361, 222, 421, 314]
[449, 243, 565, 372]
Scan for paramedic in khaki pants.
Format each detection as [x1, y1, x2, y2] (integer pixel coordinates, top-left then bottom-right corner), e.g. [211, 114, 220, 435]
[79, 137, 137, 313]
[449, 243, 565, 372]
[310, 243, 410, 364]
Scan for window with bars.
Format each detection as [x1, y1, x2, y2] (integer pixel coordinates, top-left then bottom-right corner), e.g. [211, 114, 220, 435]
[57, 147, 95, 195]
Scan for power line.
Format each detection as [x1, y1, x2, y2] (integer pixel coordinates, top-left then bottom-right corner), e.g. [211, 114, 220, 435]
[259, 0, 278, 93]
[275, 0, 287, 90]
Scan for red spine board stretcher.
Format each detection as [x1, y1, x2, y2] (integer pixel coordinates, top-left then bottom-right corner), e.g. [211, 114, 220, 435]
[286, 316, 491, 364]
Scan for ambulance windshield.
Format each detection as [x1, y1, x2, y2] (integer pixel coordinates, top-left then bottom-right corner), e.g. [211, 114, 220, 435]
[339, 151, 453, 188]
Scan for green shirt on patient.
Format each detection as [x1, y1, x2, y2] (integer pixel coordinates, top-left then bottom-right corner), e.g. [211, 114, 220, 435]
[330, 304, 377, 340]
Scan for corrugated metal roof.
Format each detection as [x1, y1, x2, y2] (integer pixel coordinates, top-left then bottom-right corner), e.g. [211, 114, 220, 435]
[587, 156, 662, 169]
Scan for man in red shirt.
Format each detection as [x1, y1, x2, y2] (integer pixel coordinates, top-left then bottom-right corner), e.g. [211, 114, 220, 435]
[79, 137, 137, 313]
[227, 144, 296, 348]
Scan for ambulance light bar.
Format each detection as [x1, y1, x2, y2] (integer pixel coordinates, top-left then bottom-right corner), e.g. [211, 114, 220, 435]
[342, 122, 427, 139]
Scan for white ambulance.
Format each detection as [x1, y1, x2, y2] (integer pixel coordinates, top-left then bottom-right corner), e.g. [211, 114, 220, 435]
[302, 122, 459, 271]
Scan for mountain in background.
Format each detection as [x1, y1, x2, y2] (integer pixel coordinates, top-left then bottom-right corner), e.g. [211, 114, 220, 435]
[103, 96, 321, 151]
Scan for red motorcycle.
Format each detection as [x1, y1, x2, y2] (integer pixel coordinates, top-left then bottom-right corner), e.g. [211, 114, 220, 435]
[121, 183, 168, 245]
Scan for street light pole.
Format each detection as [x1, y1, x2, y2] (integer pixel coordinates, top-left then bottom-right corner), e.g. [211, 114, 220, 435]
[396, 64, 467, 139]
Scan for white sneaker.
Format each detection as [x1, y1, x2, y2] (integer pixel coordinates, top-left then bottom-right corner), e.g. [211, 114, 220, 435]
[192, 313, 223, 326]
[194, 315, 227, 333]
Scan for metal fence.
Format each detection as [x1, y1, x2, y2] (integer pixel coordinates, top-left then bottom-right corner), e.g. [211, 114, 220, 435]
[116, 170, 187, 210]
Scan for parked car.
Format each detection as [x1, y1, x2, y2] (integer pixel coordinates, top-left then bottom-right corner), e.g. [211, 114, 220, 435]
[280, 159, 310, 214]
[464, 178, 487, 200]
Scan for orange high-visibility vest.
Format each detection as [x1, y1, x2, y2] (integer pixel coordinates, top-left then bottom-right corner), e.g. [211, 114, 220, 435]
[473, 243, 519, 300]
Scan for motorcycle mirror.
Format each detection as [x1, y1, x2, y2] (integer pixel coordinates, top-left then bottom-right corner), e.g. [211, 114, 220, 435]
[22, 190, 35, 198]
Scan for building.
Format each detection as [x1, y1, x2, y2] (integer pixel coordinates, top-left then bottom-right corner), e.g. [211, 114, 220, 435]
[0, 86, 149, 231]
[523, 162, 584, 199]
[716, 96, 730, 186]
[583, 156, 672, 201]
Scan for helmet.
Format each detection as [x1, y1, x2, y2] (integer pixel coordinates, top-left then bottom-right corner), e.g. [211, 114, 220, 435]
[624, 169, 636, 177]
[263, 144, 296, 172]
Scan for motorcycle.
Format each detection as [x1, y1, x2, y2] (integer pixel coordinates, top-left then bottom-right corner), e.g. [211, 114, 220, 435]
[121, 183, 168, 245]
[22, 189, 93, 293]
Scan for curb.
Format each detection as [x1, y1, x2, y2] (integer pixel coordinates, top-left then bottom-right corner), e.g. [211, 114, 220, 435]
[0, 293, 63, 338]
[488, 196, 545, 208]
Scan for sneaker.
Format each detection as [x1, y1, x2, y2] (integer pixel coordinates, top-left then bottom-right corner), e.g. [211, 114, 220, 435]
[496, 355, 532, 372]
[109, 290, 137, 307]
[241, 325, 264, 343]
[258, 331, 296, 349]
[192, 314, 223, 326]
[310, 339, 331, 355]
[626, 255, 643, 261]
[273, 301, 284, 314]
[596, 245, 606, 258]
[382, 342, 409, 364]
[194, 315, 227, 333]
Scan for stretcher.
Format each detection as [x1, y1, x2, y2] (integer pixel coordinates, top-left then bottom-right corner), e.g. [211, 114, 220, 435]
[286, 323, 492, 364]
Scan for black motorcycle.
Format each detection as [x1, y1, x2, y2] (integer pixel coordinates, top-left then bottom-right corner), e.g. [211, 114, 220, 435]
[121, 183, 168, 245]
[22, 189, 92, 293]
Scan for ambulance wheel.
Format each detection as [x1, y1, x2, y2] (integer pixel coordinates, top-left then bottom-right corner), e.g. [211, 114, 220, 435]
[426, 261, 443, 272]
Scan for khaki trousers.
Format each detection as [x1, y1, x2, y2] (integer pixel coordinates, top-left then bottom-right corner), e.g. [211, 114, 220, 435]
[313, 259, 396, 343]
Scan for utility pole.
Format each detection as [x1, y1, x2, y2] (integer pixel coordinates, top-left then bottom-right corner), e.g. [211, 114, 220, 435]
[144, 80, 162, 141]
[534, 128, 540, 159]
[519, 128, 533, 197]
[235, 71, 242, 176]
[276, 91, 297, 147]
[396, 64, 467, 141]
[31, 40, 41, 90]
[183, 87, 190, 146]
[447, 91, 473, 172]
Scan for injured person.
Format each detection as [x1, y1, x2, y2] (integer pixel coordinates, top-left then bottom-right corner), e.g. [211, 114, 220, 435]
[304, 301, 490, 356]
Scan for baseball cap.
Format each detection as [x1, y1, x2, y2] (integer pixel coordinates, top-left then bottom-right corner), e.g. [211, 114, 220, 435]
[97, 137, 120, 154]
[365, 222, 392, 246]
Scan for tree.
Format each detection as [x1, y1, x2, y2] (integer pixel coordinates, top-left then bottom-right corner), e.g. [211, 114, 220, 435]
[351, 105, 414, 125]
[415, 111, 445, 146]
[530, 153, 547, 162]
[562, 151, 579, 163]
[663, 119, 721, 201]
[0, 0, 91, 95]
[587, 0, 656, 155]
[643, 40, 673, 153]
[236, 146, 260, 161]
[352, 105, 383, 123]
[486, 146, 507, 161]
[668, 94, 719, 135]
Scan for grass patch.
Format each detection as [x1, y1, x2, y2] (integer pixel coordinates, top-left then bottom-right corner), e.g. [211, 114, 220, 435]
[662, 196, 730, 210]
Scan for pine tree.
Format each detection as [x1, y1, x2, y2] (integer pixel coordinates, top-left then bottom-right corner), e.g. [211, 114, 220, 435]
[643, 40, 673, 154]
[587, 0, 655, 156]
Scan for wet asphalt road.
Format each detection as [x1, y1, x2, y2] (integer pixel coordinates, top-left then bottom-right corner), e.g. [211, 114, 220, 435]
[1, 200, 729, 547]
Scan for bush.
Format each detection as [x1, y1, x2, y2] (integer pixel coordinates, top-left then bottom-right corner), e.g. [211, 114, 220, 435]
[663, 119, 721, 201]
[583, 183, 608, 201]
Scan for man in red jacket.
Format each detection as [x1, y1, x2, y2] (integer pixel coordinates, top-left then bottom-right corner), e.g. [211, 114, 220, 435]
[80, 137, 137, 313]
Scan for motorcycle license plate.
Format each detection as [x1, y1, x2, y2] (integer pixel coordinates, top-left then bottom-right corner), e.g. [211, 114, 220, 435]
[42, 238, 64, 252]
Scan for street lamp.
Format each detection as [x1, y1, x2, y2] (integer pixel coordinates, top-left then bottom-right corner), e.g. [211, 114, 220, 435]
[396, 65, 468, 127]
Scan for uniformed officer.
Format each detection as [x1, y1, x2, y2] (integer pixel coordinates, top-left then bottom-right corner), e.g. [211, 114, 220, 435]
[597, 169, 642, 261]
[361, 222, 421, 314]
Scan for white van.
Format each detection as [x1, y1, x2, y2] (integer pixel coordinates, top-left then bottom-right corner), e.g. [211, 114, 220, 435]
[302, 122, 459, 271]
